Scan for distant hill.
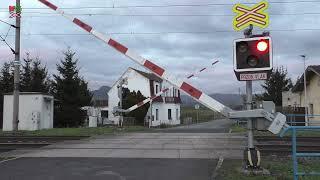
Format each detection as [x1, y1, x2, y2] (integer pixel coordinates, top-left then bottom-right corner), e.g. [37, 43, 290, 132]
[181, 93, 244, 109]
[91, 86, 111, 100]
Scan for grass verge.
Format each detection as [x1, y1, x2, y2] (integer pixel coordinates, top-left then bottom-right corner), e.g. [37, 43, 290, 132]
[231, 124, 320, 137]
[216, 157, 320, 180]
[0, 126, 149, 136]
[230, 124, 247, 133]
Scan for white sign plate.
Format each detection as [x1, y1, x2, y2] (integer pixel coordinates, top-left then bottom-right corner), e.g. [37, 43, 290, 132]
[240, 73, 267, 81]
[268, 113, 286, 134]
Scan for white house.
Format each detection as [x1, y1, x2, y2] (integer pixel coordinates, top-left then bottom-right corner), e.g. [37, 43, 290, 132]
[108, 67, 181, 127]
[3, 93, 54, 131]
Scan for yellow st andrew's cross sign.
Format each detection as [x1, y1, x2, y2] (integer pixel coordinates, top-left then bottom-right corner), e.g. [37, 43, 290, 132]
[233, 1, 269, 31]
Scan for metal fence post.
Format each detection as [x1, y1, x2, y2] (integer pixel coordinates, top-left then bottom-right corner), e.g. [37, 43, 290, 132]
[292, 128, 298, 180]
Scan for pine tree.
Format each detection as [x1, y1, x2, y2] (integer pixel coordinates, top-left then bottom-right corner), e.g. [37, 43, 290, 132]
[20, 53, 51, 93]
[0, 62, 14, 128]
[0, 62, 14, 93]
[21, 53, 33, 92]
[52, 48, 92, 127]
[260, 66, 293, 106]
[121, 88, 150, 125]
[30, 58, 50, 93]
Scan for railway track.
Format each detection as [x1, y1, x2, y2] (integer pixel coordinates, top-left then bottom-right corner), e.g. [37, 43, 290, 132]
[255, 136, 320, 155]
[0, 136, 89, 153]
[0, 136, 89, 143]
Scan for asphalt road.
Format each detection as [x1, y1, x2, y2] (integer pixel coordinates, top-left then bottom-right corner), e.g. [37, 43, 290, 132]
[0, 119, 244, 180]
[0, 157, 217, 180]
[156, 119, 233, 133]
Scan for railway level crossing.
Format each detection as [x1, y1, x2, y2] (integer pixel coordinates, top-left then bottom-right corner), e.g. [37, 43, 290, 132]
[37, 0, 288, 170]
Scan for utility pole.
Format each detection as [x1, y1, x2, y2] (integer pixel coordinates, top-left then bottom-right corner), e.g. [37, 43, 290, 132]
[12, 0, 21, 131]
[118, 83, 123, 128]
[117, 78, 127, 128]
[300, 55, 308, 126]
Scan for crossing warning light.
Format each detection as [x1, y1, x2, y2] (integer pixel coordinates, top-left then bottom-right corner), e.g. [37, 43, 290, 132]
[257, 41, 268, 52]
[233, 36, 272, 72]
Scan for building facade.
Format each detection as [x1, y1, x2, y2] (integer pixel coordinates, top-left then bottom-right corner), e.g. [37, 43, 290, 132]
[3, 93, 54, 131]
[282, 65, 320, 125]
[108, 68, 181, 127]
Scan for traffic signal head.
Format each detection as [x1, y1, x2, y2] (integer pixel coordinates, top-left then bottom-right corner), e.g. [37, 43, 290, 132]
[233, 36, 272, 72]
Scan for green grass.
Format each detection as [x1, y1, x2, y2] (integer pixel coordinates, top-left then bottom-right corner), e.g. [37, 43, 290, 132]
[216, 158, 320, 180]
[230, 124, 247, 133]
[0, 126, 148, 136]
[181, 106, 224, 123]
[255, 129, 320, 137]
[231, 124, 320, 137]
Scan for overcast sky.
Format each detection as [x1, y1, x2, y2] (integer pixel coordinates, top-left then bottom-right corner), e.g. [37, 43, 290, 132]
[0, 0, 319, 94]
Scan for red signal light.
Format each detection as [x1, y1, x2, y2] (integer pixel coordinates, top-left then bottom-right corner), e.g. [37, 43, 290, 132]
[257, 41, 268, 52]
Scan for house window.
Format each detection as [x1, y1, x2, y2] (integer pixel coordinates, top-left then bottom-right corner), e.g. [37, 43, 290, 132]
[168, 109, 172, 120]
[309, 104, 314, 117]
[101, 111, 108, 118]
[156, 109, 159, 121]
[155, 85, 159, 94]
[176, 109, 179, 120]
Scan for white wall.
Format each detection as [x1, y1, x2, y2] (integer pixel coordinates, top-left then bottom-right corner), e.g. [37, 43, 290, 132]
[108, 68, 151, 124]
[3, 94, 54, 131]
[282, 91, 301, 107]
[150, 102, 180, 127]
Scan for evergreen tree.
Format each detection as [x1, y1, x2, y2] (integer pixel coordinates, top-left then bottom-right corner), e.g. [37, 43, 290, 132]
[121, 88, 150, 125]
[30, 58, 50, 93]
[0, 62, 14, 129]
[52, 48, 92, 127]
[0, 62, 14, 93]
[21, 53, 33, 92]
[260, 66, 293, 106]
[20, 53, 51, 93]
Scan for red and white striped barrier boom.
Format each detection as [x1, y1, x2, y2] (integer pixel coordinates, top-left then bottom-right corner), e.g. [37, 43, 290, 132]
[126, 60, 219, 112]
[37, 0, 233, 117]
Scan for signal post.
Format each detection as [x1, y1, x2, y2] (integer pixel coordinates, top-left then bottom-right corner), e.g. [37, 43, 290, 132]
[234, 26, 272, 170]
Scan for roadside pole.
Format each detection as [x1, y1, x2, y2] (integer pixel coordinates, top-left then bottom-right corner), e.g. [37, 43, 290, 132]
[12, 0, 21, 131]
[196, 110, 199, 124]
[243, 25, 261, 170]
[246, 81, 254, 149]
[195, 104, 199, 124]
[119, 84, 123, 127]
[118, 78, 127, 128]
[300, 55, 308, 126]
[244, 26, 254, 151]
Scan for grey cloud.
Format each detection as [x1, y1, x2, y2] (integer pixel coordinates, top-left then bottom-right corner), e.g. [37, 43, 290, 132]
[0, 0, 319, 93]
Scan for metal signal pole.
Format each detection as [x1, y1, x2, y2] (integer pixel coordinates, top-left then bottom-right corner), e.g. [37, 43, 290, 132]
[13, 0, 21, 131]
[300, 55, 308, 126]
[244, 25, 254, 151]
[246, 81, 254, 149]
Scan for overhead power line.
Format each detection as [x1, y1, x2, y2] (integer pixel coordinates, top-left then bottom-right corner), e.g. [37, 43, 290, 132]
[13, 12, 320, 17]
[0, 0, 318, 10]
[2, 28, 320, 37]
[0, 26, 15, 54]
[0, 19, 17, 28]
